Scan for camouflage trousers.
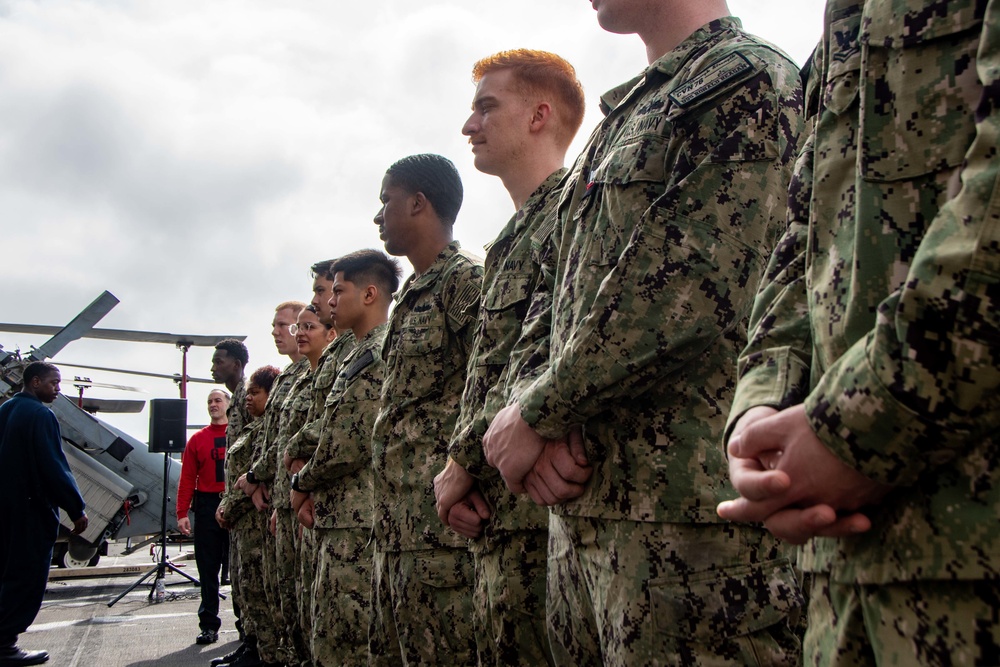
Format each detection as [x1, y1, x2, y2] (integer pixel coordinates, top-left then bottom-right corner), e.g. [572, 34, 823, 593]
[275, 506, 310, 666]
[298, 521, 317, 651]
[547, 514, 804, 667]
[228, 529, 248, 638]
[233, 511, 282, 663]
[369, 546, 477, 667]
[310, 527, 372, 667]
[472, 529, 553, 667]
[258, 506, 294, 666]
[805, 573, 1000, 666]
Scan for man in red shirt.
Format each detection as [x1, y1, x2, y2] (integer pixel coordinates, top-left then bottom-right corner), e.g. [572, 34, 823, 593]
[176, 389, 230, 645]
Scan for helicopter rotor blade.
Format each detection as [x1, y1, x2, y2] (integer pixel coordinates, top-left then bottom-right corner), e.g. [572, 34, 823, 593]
[30, 291, 119, 361]
[71, 377, 146, 393]
[0, 323, 244, 348]
[56, 361, 215, 385]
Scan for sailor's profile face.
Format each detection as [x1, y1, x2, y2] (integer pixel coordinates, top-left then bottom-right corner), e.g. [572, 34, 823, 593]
[35, 371, 61, 404]
[272, 307, 299, 356]
[245, 382, 268, 418]
[210, 350, 240, 384]
[311, 277, 335, 327]
[374, 175, 417, 257]
[463, 68, 534, 177]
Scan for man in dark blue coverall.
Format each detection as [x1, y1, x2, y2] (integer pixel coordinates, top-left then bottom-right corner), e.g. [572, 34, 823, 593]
[0, 362, 88, 666]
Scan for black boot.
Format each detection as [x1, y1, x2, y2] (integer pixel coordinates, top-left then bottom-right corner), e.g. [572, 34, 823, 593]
[224, 641, 261, 667]
[210, 642, 245, 667]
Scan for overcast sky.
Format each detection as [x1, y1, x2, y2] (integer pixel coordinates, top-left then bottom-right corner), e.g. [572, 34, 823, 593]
[0, 0, 826, 435]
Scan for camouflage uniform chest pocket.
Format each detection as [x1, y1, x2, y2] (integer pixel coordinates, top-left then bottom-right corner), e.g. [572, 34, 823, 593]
[398, 324, 445, 356]
[396, 325, 446, 399]
[859, 0, 983, 182]
[582, 137, 667, 267]
[823, 8, 862, 115]
[482, 273, 534, 326]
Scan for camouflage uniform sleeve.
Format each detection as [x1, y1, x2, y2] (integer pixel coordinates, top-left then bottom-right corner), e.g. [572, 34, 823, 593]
[449, 222, 556, 478]
[296, 352, 380, 491]
[445, 260, 484, 359]
[804, 8, 1000, 486]
[519, 57, 802, 439]
[284, 416, 321, 462]
[727, 134, 816, 439]
[248, 377, 287, 484]
[506, 215, 558, 401]
[220, 424, 260, 524]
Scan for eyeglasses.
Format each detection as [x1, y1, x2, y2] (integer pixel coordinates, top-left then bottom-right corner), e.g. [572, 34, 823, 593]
[289, 322, 322, 335]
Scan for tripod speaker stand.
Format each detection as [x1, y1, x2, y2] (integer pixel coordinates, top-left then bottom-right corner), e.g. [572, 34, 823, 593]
[109, 399, 201, 606]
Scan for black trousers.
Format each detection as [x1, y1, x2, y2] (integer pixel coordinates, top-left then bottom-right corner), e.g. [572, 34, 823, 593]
[193, 491, 228, 632]
[0, 506, 58, 646]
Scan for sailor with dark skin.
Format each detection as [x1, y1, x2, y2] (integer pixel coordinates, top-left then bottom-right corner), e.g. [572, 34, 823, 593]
[0, 362, 87, 667]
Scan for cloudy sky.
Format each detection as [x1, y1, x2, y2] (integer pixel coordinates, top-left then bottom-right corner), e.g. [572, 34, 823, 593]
[0, 0, 826, 435]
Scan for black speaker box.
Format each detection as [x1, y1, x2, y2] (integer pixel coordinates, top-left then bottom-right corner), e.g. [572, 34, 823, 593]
[149, 398, 188, 453]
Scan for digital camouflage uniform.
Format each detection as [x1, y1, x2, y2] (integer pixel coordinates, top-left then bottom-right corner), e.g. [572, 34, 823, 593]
[510, 18, 805, 666]
[220, 418, 276, 657]
[370, 242, 483, 666]
[284, 332, 356, 653]
[225, 380, 250, 449]
[729, 1, 1000, 664]
[248, 355, 309, 666]
[448, 170, 566, 667]
[295, 323, 387, 667]
[223, 379, 250, 639]
[268, 364, 313, 667]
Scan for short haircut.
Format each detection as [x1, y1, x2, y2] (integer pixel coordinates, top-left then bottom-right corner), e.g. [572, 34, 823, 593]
[23, 361, 59, 385]
[248, 365, 280, 393]
[331, 249, 402, 297]
[473, 49, 586, 147]
[385, 154, 463, 225]
[311, 259, 337, 281]
[214, 338, 249, 367]
[208, 388, 231, 400]
[275, 301, 307, 315]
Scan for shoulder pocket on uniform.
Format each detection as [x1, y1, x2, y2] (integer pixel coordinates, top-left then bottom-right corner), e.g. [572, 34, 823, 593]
[859, 0, 982, 181]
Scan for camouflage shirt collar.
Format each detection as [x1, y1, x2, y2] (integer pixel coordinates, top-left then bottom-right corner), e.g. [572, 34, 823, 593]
[485, 168, 568, 255]
[356, 321, 389, 349]
[283, 355, 310, 377]
[394, 240, 463, 299]
[599, 16, 744, 114]
[320, 330, 355, 360]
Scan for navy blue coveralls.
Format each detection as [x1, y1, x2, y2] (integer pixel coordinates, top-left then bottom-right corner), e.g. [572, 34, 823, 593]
[0, 393, 85, 647]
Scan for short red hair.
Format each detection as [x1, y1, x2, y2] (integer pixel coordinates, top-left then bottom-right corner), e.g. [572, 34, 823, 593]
[472, 49, 586, 147]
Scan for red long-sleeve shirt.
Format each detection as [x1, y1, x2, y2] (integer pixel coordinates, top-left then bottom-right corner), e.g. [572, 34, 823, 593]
[176, 422, 227, 519]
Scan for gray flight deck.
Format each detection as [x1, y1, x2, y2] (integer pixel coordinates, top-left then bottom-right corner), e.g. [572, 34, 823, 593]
[27, 541, 238, 667]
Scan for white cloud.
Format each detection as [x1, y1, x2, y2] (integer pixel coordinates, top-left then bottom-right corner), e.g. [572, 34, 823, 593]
[0, 0, 827, 436]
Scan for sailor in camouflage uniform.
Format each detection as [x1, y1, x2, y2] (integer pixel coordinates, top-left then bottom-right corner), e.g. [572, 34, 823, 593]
[433, 50, 585, 667]
[237, 301, 308, 667]
[209, 338, 251, 653]
[219, 365, 280, 667]
[718, 1, 1000, 664]
[285, 261, 357, 657]
[482, 2, 806, 665]
[290, 250, 401, 667]
[270, 302, 335, 667]
[369, 154, 484, 666]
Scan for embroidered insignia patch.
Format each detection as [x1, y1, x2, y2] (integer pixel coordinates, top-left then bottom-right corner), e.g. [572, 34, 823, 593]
[669, 52, 753, 107]
[345, 349, 375, 380]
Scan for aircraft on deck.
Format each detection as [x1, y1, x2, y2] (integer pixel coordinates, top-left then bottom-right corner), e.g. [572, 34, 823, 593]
[0, 291, 245, 567]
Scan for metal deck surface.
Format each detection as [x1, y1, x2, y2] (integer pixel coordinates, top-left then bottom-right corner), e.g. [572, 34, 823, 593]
[26, 542, 239, 667]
